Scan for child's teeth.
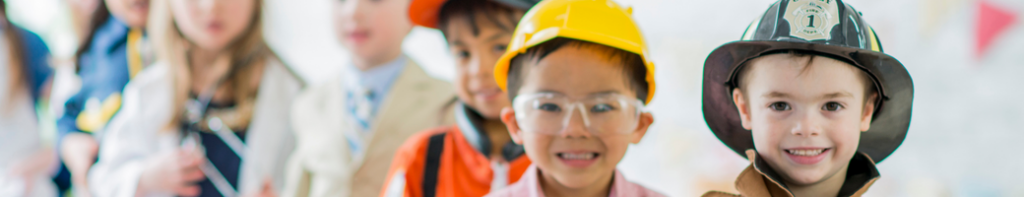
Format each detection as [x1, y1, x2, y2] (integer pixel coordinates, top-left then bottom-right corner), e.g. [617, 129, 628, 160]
[560, 153, 596, 160]
[787, 149, 825, 156]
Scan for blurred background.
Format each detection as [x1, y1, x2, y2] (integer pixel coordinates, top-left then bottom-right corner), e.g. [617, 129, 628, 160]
[9, 0, 1023, 196]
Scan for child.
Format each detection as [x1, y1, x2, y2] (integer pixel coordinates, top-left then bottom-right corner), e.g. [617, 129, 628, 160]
[281, 0, 456, 196]
[88, 0, 303, 196]
[380, 0, 539, 196]
[57, 0, 152, 195]
[487, 0, 664, 196]
[0, 1, 58, 196]
[700, 0, 913, 196]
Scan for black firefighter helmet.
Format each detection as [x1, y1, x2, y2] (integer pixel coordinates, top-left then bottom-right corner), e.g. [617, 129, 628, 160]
[701, 0, 914, 162]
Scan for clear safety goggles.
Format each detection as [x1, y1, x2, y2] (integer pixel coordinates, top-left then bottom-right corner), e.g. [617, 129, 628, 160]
[513, 92, 645, 135]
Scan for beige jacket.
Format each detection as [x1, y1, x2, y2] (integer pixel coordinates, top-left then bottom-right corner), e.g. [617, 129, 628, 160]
[282, 60, 456, 197]
[703, 150, 880, 197]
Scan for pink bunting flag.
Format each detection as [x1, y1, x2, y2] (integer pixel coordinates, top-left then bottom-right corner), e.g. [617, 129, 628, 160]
[975, 0, 1017, 58]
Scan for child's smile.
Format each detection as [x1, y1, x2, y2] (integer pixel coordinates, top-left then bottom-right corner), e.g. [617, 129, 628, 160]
[344, 28, 371, 46]
[552, 146, 603, 169]
[503, 43, 652, 189]
[732, 53, 877, 186]
[783, 147, 832, 165]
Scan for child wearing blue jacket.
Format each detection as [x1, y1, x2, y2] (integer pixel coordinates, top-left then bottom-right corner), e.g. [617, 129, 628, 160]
[55, 0, 151, 195]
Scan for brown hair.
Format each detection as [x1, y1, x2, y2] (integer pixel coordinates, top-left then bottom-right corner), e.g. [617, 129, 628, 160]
[734, 51, 877, 103]
[505, 38, 648, 102]
[74, 0, 110, 72]
[437, 0, 523, 39]
[148, 0, 273, 130]
[2, 0, 29, 113]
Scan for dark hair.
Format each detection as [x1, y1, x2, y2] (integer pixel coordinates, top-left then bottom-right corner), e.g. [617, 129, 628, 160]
[2, 0, 28, 112]
[437, 0, 523, 39]
[505, 38, 649, 102]
[75, 1, 110, 72]
[734, 50, 877, 102]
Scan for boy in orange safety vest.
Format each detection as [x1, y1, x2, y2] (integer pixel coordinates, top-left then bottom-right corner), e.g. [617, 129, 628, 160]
[380, 0, 541, 196]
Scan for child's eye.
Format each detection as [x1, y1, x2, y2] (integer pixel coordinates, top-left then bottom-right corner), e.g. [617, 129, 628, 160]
[822, 102, 844, 111]
[590, 104, 615, 113]
[494, 44, 508, 53]
[769, 102, 791, 111]
[536, 103, 561, 112]
[457, 50, 470, 59]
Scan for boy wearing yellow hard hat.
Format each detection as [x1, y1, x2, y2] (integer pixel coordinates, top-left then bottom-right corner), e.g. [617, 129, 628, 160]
[487, 0, 664, 196]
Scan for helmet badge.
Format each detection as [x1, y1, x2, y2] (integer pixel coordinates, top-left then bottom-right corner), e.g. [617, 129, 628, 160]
[783, 0, 840, 41]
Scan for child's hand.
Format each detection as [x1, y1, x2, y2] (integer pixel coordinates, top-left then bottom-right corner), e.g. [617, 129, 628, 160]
[137, 148, 205, 196]
[60, 133, 99, 196]
[242, 179, 277, 197]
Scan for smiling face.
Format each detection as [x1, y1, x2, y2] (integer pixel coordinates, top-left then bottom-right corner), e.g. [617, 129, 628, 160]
[443, 10, 521, 118]
[170, 0, 255, 52]
[500, 45, 653, 189]
[333, 0, 413, 67]
[732, 53, 877, 186]
[106, 0, 150, 27]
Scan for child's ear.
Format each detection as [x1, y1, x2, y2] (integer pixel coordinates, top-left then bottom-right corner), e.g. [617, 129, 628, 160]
[860, 93, 880, 132]
[630, 112, 654, 144]
[500, 107, 525, 144]
[732, 89, 753, 130]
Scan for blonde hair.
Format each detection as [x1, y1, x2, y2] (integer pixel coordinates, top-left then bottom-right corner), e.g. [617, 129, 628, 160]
[148, 0, 274, 130]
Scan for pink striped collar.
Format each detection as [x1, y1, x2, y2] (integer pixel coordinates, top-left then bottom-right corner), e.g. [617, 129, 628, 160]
[486, 165, 665, 197]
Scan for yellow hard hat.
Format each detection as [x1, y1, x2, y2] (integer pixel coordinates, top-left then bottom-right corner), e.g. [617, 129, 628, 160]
[493, 0, 656, 104]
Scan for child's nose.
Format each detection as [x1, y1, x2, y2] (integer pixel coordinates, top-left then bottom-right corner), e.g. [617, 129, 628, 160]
[197, 0, 216, 12]
[469, 56, 491, 78]
[791, 113, 822, 137]
[343, 0, 368, 22]
[560, 104, 592, 138]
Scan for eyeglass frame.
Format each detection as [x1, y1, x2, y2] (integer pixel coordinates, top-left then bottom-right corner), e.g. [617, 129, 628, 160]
[511, 92, 647, 135]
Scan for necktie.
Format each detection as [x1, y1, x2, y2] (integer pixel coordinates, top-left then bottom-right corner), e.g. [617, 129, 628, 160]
[345, 86, 375, 155]
[127, 28, 143, 78]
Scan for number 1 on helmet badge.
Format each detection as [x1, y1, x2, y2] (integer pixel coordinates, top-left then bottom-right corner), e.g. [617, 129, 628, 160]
[783, 0, 840, 41]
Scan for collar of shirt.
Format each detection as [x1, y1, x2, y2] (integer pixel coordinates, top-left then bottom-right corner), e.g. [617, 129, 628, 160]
[76, 17, 133, 106]
[93, 17, 130, 55]
[744, 150, 881, 197]
[503, 165, 664, 197]
[343, 55, 408, 111]
[455, 102, 525, 161]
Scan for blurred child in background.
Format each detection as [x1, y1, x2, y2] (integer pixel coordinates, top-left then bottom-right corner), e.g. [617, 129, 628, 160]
[281, 0, 456, 196]
[487, 0, 664, 196]
[56, 0, 152, 195]
[0, 0, 58, 196]
[88, 0, 303, 195]
[380, 0, 540, 196]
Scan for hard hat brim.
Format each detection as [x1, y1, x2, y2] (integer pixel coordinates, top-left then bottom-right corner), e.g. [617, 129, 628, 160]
[701, 41, 913, 163]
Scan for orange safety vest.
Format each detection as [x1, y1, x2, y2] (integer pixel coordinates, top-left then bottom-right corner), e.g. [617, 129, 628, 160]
[381, 106, 531, 197]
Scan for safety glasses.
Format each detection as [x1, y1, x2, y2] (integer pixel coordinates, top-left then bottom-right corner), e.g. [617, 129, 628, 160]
[512, 92, 645, 136]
